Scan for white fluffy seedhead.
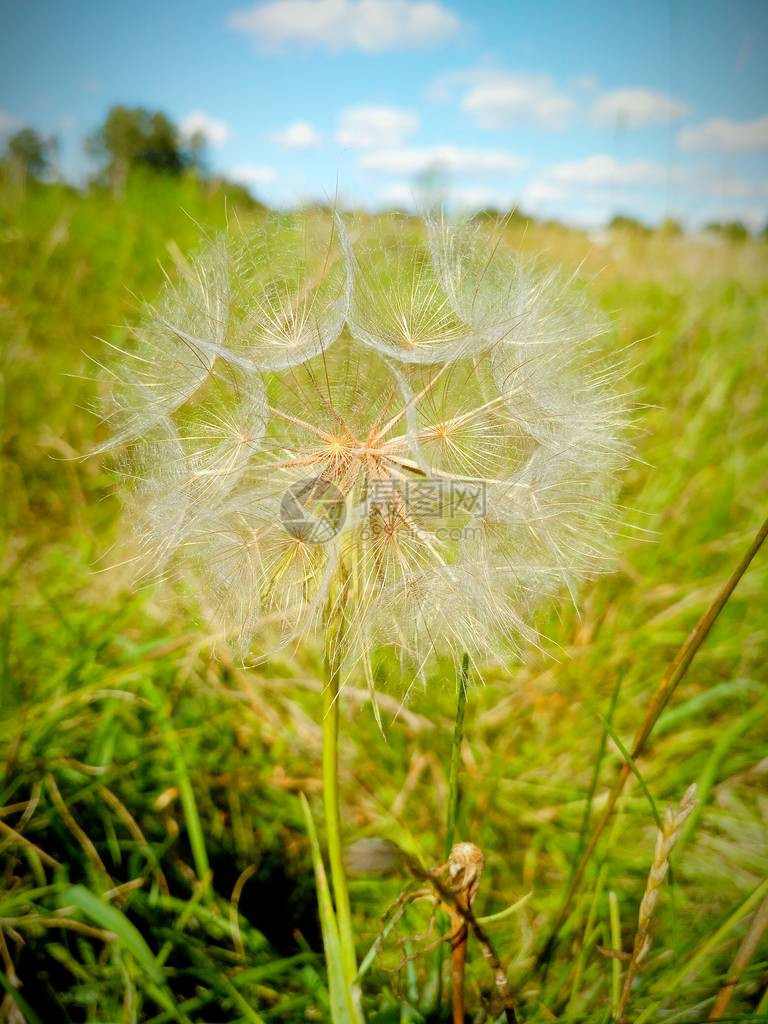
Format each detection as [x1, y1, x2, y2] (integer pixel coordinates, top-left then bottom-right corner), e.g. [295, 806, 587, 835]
[428, 212, 601, 350]
[97, 239, 229, 450]
[226, 212, 349, 370]
[344, 215, 484, 364]
[102, 212, 630, 682]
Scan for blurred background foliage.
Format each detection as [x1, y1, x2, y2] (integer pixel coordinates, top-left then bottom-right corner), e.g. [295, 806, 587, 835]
[0, 108, 767, 1022]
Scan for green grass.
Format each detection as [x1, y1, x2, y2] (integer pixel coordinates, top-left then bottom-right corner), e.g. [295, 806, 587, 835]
[1, 173, 767, 1022]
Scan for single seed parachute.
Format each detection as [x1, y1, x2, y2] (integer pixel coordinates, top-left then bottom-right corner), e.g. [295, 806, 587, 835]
[98, 211, 630, 678]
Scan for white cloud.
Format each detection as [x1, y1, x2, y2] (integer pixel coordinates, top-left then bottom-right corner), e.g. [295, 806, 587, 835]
[379, 181, 519, 211]
[593, 88, 689, 125]
[529, 161, 768, 213]
[180, 111, 230, 147]
[228, 0, 461, 53]
[523, 181, 570, 204]
[523, 180, 626, 208]
[696, 205, 767, 232]
[700, 176, 768, 198]
[523, 155, 689, 213]
[447, 185, 520, 209]
[360, 145, 527, 175]
[522, 182, 655, 229]
[270, 120, 320, 149]
[678, 116, 768, 152]
[336, 106, 419, 148]
[544, 154, 684, 187]
[439, 71, 572, 129]
[571, 74, 598, 94]
[228, 164, 277, 187]
[378, 182, 420, 208]
[0, 110, 20, 137]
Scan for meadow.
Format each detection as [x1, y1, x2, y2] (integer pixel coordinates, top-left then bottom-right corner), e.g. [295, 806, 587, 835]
[1, 172, 767, 1023]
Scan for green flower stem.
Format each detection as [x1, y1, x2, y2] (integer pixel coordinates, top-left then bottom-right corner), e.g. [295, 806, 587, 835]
[322, 624, 358, 995]
[432, 653, 470, 1013]
[445, 653, 470, 859]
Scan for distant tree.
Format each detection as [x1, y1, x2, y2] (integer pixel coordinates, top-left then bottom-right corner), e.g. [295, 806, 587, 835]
[87, 106, 204, 195]
[659, 217, 683, 236]
[471, 206, 503, 221]
[704, 220, 750, 242]
[208, 175, 267, 212]
[411, 164, 448, 210]
[2, 128, 56, 185]
[608, 213, 650, 234]
[727, 220, 750, 241]
[472, 206, 535, 226]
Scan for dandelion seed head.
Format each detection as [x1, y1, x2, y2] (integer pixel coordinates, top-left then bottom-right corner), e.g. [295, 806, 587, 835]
[226, 212, 349, 370]
[344, 220, 484, 364]
[102, 211, 630, 682]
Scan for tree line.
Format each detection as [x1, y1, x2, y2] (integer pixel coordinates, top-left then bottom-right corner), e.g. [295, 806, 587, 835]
[1, 105, 764, 239]
[1, 106, 209, 194]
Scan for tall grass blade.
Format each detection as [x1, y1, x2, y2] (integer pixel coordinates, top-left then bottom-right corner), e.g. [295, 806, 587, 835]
[59, 884, 182, 1020]
[59, 884, 164, 984]
[709, 890, 768, 1018]
[145, 677, 211, 890]
[300, 793, 364, 1024]
[608, 890, 622, 1017]
[0, 972, 45, 1024]
[168, 732, 211, 888]
[430, 652, 470, 1013]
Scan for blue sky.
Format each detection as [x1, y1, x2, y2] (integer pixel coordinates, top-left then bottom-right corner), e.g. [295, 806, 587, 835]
[1, 0, 767, 227]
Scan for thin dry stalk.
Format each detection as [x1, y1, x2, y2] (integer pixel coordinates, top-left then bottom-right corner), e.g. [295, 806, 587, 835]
[229, 863, 259, 958]
[540, 514, 768, 967]
[0, 818, 61, 869]
[709, 889, 768, 1019]
[617, 784, 698, 1021]
[45, 773, 112, 883]
[99, 784, 169, 894]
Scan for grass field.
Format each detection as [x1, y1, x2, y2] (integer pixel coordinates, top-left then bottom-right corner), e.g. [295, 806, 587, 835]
[1, 173, 767, 1023]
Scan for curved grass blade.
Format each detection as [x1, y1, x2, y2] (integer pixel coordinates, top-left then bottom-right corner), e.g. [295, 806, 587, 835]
[300, 793, 364, 1024]
[59, 884, 182, 1020]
